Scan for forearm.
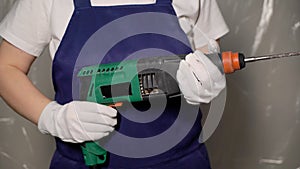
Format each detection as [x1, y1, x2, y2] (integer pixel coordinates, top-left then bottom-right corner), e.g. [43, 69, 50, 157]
[0, 65, 51, 124]
[0, 40, 51, 125]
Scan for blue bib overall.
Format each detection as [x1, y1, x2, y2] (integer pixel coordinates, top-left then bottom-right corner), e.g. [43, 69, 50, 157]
[51, 0, 211, 168]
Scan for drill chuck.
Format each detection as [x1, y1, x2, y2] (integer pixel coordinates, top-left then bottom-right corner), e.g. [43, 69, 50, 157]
[221, 51, 246, 74]
[220, 51, 300, 74]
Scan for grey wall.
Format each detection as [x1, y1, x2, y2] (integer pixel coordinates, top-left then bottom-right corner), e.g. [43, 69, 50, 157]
[0, 1, 55, 168]
[0, 0, 299, 168]
[208, 0, 300, 168]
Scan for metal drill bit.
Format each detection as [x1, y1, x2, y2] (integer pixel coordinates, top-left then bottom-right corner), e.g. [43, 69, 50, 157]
[244, 51, 300, 63]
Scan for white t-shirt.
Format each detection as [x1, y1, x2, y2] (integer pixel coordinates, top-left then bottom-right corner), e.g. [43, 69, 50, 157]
[0, 0, 229, 59]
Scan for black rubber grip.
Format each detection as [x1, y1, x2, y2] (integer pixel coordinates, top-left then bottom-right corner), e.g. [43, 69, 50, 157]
[238, 53, 246, 69]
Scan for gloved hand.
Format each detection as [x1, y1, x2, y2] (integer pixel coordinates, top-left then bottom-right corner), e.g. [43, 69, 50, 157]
[176, 50, 226, 105]
[38, 101, 117, 143]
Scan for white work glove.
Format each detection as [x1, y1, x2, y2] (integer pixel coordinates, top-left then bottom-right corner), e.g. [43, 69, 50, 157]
[176, 50, 226, 105]
[38, 101, 117, 143]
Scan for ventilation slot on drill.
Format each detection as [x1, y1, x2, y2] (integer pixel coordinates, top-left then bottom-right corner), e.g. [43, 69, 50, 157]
[139, 73, 159, 96]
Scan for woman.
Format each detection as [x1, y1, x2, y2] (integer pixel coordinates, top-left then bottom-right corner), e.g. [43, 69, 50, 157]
[0, 0, 228, 168]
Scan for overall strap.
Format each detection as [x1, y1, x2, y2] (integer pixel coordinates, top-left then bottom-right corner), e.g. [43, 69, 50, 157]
[156, 0, 172, 4]
[73, 0, 91, 9]
[73, 0, 172, 8]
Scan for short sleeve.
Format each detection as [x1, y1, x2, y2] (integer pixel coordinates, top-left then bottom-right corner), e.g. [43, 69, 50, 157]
[0, 0, 52, 57]
[173, 0, 229, 49]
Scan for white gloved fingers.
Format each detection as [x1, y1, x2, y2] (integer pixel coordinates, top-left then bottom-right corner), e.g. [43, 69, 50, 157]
[82, 123, 115, 133]
[72, 101, 117, 118]
[177, 60, 206, 104]
[193, 50, 224, 78]
[72, 101, 118, 126]
[185, 53, 212, 90]
[79, 112, 117, 126]
[96, 104, 118, 118]
[192, 51, 226, 92]
[71, 101, 117, 126]
[200, 55, 226, 98]
[62, 123, 113, 143]
[82, 123, 115, 142]
[86, 132, 110, 141]
[185, 53, 218, 103]
[38, 101, 118, 143]
[177, 50, 226, 104]
[70, 102, 117, 142]
[178, 59, 203, 88]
